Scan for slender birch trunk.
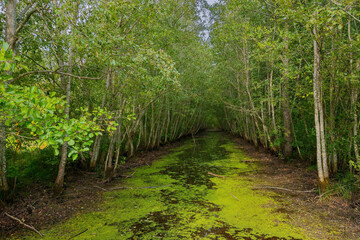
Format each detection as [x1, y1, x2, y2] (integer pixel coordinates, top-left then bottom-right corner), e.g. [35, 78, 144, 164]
[313, 25, 329, 191]
[54, 44, 73, 192]
[1, 0, 17, 193]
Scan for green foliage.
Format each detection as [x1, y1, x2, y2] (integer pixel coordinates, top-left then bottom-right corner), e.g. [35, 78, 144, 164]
[1, 0, 214, 193]
[1, 83, 108, 161]
[7, 148, 59, 185]
[325, 173, 360, 200]
[210, 0, 360, 175]
[0, 41, 118, 192]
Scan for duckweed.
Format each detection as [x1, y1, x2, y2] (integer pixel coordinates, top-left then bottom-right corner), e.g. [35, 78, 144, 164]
[22, 132, 310, 240]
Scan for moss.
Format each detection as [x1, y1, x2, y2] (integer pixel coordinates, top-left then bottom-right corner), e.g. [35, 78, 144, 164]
[21, 132, 312, 240]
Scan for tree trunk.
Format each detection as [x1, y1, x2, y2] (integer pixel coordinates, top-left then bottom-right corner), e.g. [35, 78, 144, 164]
[0, 121, 8, 193]
[313, 26, 329, 191]
[269, 68, 277, 132]
[348, 19, 360, 165]
[54, 2, 79, 192]
[5, 0, 17, 51]
[282, 27, 293, 158]
[90, 70, 111, 169]
[54, 47, 73, 193]
[1, 0, 17, 193]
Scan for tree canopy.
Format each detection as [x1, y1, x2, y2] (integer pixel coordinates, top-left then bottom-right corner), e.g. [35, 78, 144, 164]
[1, 0, 360, 196]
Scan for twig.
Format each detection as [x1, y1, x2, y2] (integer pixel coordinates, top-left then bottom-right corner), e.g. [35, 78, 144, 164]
[230, 193, 240, 201]
[316, 188, 336, 200]
[119, 171, 135, 178]
[208, 172, 225, 178]
[5, 213, 44, 237]
[16, 7, 38, 34]
[109, 185, 171, 190]
[94, 185, 108, 191]
[252, 186, 316, 193]
[330, 0, 360, 23]
[288, 214, 296, 223]
[110, 186, 132, 190]
[68, 228, 88, 239]
[8, 69, 102, 84]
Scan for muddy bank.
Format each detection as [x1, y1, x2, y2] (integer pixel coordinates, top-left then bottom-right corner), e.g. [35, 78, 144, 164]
[229, 134, 360, 240]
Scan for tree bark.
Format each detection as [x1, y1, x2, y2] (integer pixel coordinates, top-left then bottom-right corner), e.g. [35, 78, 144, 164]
[0, 121, 8, 192]
[348, 19, 360, 165]
[313, 26, 329, 191]
[5, 0, 17, 51]
[54, 2, 79, 193]
[54, 47, 73, 193]
[90, 70, 111, 169]
[1, 0, 17, 193]
[282, 26, 293, 158]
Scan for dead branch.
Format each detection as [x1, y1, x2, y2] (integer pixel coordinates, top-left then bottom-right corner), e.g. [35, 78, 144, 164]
[69, 228, 88, 239]
[252, 186, 316, 193]
[109, 186, 132, 190]
[94, 185, 108, 191]
[109, 185, 171, 191]
[208, 172, 225, 178]
[5, 213, 44, 237]
[230, 193, 240, 201]
[119, 171, 135, 178]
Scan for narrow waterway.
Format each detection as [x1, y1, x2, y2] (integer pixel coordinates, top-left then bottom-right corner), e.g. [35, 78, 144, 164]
[25, 131, 308, 239]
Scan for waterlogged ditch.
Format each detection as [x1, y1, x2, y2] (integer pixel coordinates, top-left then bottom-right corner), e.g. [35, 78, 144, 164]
[23, 132, 309, 239]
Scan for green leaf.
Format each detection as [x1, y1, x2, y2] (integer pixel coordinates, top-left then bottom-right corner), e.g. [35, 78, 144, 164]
[68, 139, 75, 146]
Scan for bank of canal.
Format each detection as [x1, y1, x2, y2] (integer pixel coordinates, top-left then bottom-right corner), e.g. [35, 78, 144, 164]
[23, 132, 313, 239]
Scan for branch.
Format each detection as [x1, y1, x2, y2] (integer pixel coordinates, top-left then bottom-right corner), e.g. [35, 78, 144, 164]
[16, 8, 38, 34]
[18, 3, 34, 19]
[5, 132, 37, 140]
[7, 69, 103, 84]
[109, 185, 171, 190]
[252, 186, 316, 193]
[208, 172, 225, 178]
[23, 54, 47, 70]
[37, 8, 61, 63]
[230, 193, 240, 201]
[5, 213, 44, 237]
[330, 0, 360, 23]
[69, 229, 88, 239]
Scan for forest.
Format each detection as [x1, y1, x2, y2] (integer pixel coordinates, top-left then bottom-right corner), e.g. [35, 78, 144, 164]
[1, 0, 360, 238]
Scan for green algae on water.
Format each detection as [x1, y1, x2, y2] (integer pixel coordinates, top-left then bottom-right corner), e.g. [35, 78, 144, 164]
[20, 132, 310, 240]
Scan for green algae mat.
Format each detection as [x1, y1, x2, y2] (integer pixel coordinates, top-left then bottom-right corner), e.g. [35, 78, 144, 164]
[23, 132, 309, 240]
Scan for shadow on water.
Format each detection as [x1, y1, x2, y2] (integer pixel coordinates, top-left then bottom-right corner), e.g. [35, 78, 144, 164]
[129, 132, 303, 240]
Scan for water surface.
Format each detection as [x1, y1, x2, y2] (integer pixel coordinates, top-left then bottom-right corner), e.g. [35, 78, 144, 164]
[24, 131, 307, 239]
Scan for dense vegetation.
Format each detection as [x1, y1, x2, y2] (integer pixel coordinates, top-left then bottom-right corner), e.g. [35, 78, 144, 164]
[0, 0, 213, 196]
[210, 0, 360, 191]
[1, 0, 360, 199]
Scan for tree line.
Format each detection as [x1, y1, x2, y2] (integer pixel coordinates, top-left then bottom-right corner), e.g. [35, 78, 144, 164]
[210, 0, 360, 190]
[1, 0, 360, 198]
[0, 0, 212, 196]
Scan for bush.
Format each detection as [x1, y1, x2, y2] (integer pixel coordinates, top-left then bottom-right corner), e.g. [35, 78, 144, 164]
[7, 147, 59, 188]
